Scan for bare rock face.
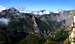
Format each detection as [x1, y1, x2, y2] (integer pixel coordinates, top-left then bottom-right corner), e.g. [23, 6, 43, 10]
[69, 27, 75, 44]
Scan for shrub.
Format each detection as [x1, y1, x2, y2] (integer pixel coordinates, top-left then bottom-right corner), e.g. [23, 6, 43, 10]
[16, 33, 45, 44]
[47, 31, 69, 41]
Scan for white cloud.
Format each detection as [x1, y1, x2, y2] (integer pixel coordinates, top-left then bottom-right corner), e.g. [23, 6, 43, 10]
[43, 11, 50, 14]
[0, 5, 6, 12]
[0, 18, 10, 25]
[39, 12, 43, 15]
[54, 11, 59, 13]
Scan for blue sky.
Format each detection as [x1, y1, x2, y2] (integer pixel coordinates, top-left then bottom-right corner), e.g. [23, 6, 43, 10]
[0, 0, 75, 12]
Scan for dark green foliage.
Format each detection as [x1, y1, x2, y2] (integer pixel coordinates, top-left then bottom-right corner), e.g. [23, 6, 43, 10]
[36, 18, 50, 35]
[16, 33, 46, 44]
[16, 31, 68, 44]
[39, 15, 65, 32]
[47, 31, 69, 41]
[7, 18, 29, 44]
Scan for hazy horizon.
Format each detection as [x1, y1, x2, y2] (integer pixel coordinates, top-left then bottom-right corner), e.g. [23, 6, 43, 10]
[0, 0, 75, 12]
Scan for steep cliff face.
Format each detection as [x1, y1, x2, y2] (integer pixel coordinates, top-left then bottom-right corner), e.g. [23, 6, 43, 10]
[0, 8, 69, 35]
[0, 8, 72, 44]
